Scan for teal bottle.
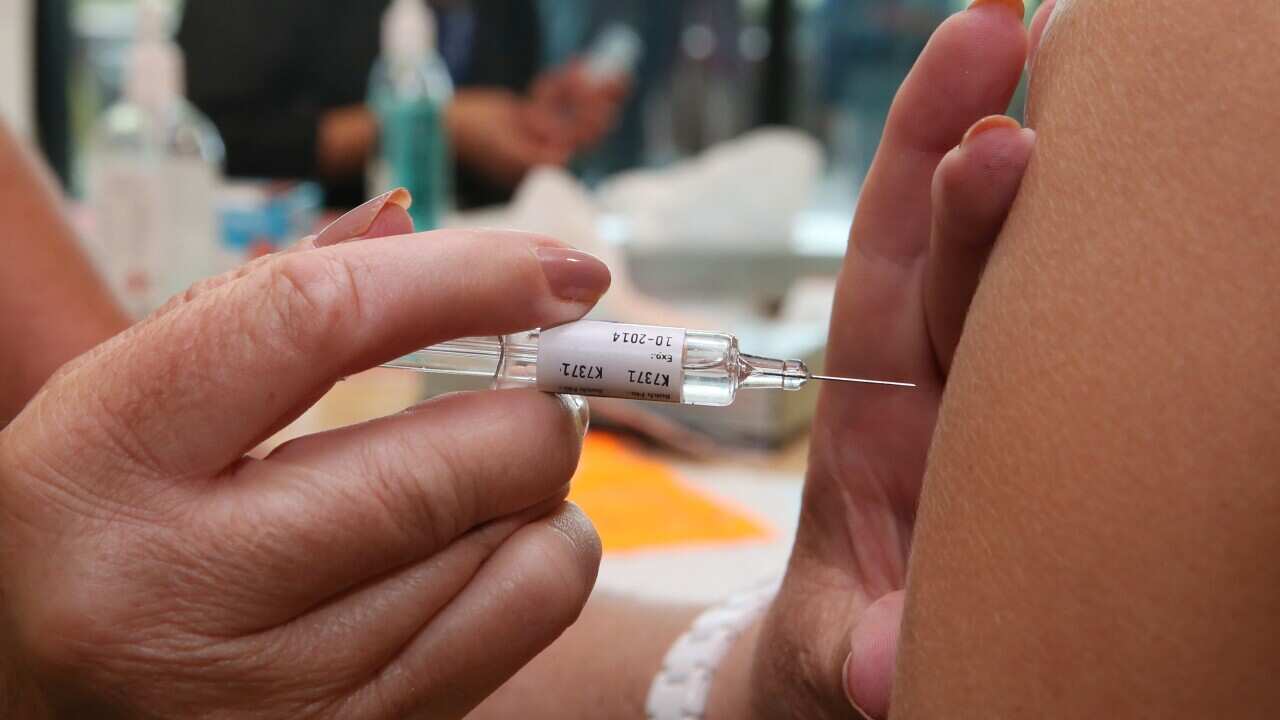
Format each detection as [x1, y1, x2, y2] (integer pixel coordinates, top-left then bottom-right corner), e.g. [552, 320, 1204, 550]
[369, 0, 454, 230]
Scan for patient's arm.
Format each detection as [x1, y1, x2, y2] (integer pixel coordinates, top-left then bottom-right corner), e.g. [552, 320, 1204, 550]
[894, 1, 1280, 716]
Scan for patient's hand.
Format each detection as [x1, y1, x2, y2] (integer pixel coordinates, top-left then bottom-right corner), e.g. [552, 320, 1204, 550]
[742, 2, 1059, 718]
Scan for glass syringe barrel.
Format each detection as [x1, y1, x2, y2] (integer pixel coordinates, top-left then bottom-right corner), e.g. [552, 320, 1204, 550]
[383, 321, 809, 407]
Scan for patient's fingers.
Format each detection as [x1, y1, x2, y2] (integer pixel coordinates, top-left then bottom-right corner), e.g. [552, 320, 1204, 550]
[1028, 0, 1059, 73]
[826, 3, 1029, 387]
[926, 116, 1036, 373]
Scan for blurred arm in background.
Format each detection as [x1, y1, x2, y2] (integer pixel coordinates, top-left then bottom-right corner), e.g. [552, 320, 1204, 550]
[0, 122, 128, 426]
[178, 0, 627, 209]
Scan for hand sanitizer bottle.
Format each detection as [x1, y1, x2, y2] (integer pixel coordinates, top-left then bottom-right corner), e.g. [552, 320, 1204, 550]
[86, 0, 224, 319]
[369, 0, 455, 230]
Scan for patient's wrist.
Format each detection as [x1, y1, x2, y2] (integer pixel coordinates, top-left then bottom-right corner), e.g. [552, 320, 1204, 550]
[646, 583, 776, 720]
[704, 618, 764, 720]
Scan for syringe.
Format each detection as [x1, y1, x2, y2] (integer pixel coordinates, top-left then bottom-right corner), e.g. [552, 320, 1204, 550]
[383, 321, 915, 407]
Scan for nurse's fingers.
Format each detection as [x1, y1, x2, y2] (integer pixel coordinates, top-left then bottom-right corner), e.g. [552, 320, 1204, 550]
[66, 228, 610, 488]
[355, 503, 601, 719]
[256, 496, 567, 706]
[926, 117, 1036, 373]
[825, 2, 1029, 385]
[313, 187, 415, 248]
[203, 389, 586, 625]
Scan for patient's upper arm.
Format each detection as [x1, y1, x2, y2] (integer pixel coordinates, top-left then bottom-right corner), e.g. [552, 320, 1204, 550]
[894, 1, 1280, 716]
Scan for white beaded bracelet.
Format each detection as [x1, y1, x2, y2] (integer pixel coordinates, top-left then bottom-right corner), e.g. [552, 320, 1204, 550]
[645, 581, 781, 720]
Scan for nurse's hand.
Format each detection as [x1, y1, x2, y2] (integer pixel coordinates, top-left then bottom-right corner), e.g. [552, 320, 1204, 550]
[741, 2, 1057, 718]
[449, 90, 573, 188]
[530, 61, 629, 151]
[0, 194, 610, 719]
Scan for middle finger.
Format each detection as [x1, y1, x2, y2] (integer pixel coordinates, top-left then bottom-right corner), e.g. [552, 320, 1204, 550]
[192, 389, 587, 629]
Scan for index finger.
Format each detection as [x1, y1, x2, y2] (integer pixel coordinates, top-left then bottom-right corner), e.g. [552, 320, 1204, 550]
[50, 231, 610, 481]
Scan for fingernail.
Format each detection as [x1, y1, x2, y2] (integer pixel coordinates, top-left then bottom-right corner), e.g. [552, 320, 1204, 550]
[961, 115, 1022, 147]
[558, 394, 590, 439]
[315, 188, 413, 247]
[535, 246, 612, 303]
[843, 654, 874, 720]
[968, 0, 1025, 20]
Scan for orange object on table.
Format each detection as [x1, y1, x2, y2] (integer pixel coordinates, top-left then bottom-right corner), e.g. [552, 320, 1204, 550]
[568, 434, 773, 553]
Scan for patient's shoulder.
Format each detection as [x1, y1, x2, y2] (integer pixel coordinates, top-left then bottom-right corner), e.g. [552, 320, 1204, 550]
[896, 3, 1280, 716]
[1033, 0, 1278, 122]
[1025, 0, 1278, 237]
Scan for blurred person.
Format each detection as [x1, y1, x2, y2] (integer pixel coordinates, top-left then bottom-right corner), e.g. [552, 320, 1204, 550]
[3, 1, 1280, 719]
[177, 0, 628, 209]
[544, 1, 686, 178]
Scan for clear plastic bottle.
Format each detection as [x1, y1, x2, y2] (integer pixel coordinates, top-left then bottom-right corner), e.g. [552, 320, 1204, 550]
[87, 0, 224, 319]
[368, 0, 454, 230]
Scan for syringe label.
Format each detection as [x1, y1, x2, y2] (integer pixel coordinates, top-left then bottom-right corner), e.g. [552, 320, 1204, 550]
[536, 321, 686, 403]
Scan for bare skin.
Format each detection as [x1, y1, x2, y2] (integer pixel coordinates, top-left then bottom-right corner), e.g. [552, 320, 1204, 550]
[0, 123, 129, 426]
[894, 0, 1280, 716]
[316, 105, 381, 182]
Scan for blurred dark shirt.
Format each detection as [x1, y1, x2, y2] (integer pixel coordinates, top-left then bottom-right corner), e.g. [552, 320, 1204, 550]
[178, 0, 543, 208]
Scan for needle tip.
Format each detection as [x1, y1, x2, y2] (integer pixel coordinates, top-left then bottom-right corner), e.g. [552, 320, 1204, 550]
[811, 374, 917, 389]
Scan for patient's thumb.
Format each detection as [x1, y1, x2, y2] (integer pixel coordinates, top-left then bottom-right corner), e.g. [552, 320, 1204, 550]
[844, 590, 906, 720]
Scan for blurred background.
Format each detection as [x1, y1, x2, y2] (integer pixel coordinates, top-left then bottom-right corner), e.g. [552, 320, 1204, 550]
[16, 0, 1043, 201]
[2, 0, 1042, 601]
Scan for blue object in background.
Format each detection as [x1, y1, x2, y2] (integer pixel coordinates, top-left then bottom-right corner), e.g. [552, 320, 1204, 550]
[219, 182, 323, 262]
